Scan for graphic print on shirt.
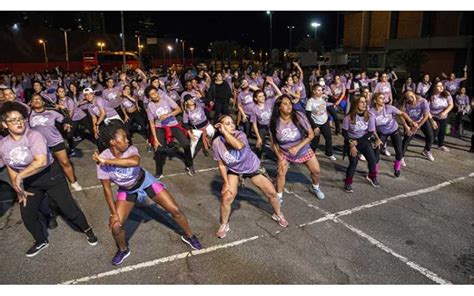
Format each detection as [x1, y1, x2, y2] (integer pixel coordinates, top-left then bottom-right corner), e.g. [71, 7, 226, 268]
[8, 147, 29, 166]
[30, 115, 49, 127]
[111, 167, 135, 181]
[223, 149, 241, 164]
[279, 127, 299, 142]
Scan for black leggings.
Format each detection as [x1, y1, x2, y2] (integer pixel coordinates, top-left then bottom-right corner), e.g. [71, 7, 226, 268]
[241, 117, 252, 139]
[345, 136, 377, 184]
[310, 120, 333, 156]
[433, 117, 448, 147]
[402, 120, 434, 156]
[375, 130, 403, 162]
[326, 105, 341, 133]
[454, 111, 464, 132]
[66, 116, 93, 150]
[154, 127, 193, 176]
[254, 124, 269, 159]
[213, 100, 230, 124]
[21, 161, 91, 243]
[125, 109, 149, 140]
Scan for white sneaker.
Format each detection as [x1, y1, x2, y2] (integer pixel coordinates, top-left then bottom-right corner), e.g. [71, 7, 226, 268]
[359, 154, 366, 161]
[70, 182, 83, 191]
[400, 158, 407, 167]
[422, 150, 435, 161]
[384, 149, 391, 156]
[439, 146, 450, 152]
[328, 155, 337, 161]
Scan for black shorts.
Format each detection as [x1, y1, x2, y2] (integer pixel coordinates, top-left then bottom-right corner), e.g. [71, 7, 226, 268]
[49, 142, 66, 153]
[227, 170, 261, 179]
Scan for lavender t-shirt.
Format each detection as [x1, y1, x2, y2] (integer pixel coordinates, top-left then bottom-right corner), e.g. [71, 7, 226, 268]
[342, 113, 376, 139]
[373, 82, 392, 103]
[183, 105, 208, 126]
[369, 105, 401, 135]
[102, 86, 123, 109]
[212, 131, 260, 174]
[250, 98, 276, 126]
[455, 94, 470, 109]
[0, 128, 53, 172]
[405, 98, 430, 122]
[430, 94, 453, 118]
[238, 90, 255, 116]
[87, 97, 119, 118]
[146, 95, 179, 127]
[58, 97, 87, 121]
[96, 145, 142, 188]
[443, 79, 462, 96]
[29, 110, 65, 147]
[416, 82, 431, 98]
[274, 112, 312, 157]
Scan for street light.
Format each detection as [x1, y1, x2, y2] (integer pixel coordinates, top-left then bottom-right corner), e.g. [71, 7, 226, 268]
[180, 40, 185, 65]
[167, 45, 173, 65]
[190, 47, 194, 60]
[266, 11, 273, 53]
[12, 23, 19, 32]
[97, 42, 105, 52]
[311, 22, 321, 38]
[38, 39, 48, 69]
[287, 25, 295, 51]
[60, 28, 71, 71]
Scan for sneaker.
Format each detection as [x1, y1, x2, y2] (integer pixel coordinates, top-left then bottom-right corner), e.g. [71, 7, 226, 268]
[112, 248, 131, 266]
[384, 149, 391, 156]
[68, 149, 76, 157]
[310, 186, 326, 200]
[70, 181, 83, 191]
[328, 155, 337, 161]
[422, 150, 435, 161]
[271, 213, 289, 228]
[85, 228, 98, 246]
[359, 154, 366, 161]
[181, 235, 203, 250]
[185, 166, 196, 176]
[155, 174, 164, 180]
[344, 183, 354, 193]
[216, 223, 230, 239]
[438, 146, 450, 152]
[394, 170, 401, 178]
[47, 214, 58, 230]
[73, 136, 82, 142]
[366, 176, 380, 187]
[26, 240, 49, 257]
[400, 158, 407, 167]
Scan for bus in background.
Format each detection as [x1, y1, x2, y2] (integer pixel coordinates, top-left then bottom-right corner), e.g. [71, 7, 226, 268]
[83, 51, 139, 72]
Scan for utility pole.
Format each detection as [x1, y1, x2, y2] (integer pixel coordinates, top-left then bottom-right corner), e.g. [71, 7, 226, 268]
[120, 11, 126, 72]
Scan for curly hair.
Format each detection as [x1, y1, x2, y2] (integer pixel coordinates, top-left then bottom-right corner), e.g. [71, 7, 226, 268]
[98, 119, 128, 149]
[0, 101, 29, 122]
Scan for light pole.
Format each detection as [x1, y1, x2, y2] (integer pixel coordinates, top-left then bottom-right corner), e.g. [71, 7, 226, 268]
[190, 47, 194, 61]
[287, 25, 295, 51]
[136, 35, 142, 65]
[97, 42, 105, 52]
[120, 11, 126, 72]
[180, 40, 185, 65]
[60, 28, 71, 71]
[167, 45, 173, 66]
[311, 22, 321, 39]
[38, 39, 48, 69]
[266, 11, 272, 54]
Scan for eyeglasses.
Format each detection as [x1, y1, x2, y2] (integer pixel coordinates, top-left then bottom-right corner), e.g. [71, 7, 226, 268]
[5, 117, 25, 124]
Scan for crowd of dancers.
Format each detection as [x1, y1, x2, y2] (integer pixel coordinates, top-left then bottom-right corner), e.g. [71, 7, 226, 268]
[0, 61, 471, 266]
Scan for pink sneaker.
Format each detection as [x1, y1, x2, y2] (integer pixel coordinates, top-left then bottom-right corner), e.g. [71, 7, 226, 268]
[272, 213, 289, 228]
[216, 223, 230, 239]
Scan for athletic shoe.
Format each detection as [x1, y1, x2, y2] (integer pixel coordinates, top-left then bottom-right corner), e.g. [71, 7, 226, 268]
[73, 136, 82, 142]
[439, 146, 450, 152]
[68, 149, 76, 157]
[47, 214, 58, 230]
[422, 150, 435, 161]
[85, 228, 98, 246]
[112, 248, 131, 266]
[366, 176, 380, 187]
[271, 213, 289, 228]
[185, 166, 196, 176]
[328, 155, 337, 161]
[344, 183, 354, 193]
[70, 181, 83, 191]
[216, 223, 230, 239]
[26, 240, 49, 257]
[181, 235, 203, 250]
[359, 154, 366, 161]
[394, 170, 401, 178]
[155, 174, 164, 180]
[310, 186, 326, 200]
[400, 158, 407, 167]
[384, 149, 391, 156]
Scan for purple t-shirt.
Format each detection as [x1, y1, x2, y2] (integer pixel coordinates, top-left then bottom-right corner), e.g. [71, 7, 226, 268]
[369, 105, 401, 135]
[430, 93, 453, 118]
[264, 85, 277, 100]
[167, 90, 180, 103]
[330, 83, 345, 98]
[57, 97, 87, 121]
[373, 82, 392, 103]
[121, 96, 137, 109]
[359, 78, 372, 89]
[455, 94, 470, 109]
[416, 82, 431, 98]
[443, 79, 462, 96]
[0, 128, 53, 172]
[238, 89, 255, 116]
[405, 98, 430, 122]
[212, 131, 260, 174]
[250, 98, 276, 126]
[342, 113, 376, 139]
[96, 145, 142, 188]
[183, 105, 208, 126]
[86, 97, 119, 119]
[296, 81, 307, 100]
[102, 86, 123, 109]
[274, 112, 312, 158]
[181, 90, 205, 108]
[146, 94, 179, 127]
[29, 110, 65, 147]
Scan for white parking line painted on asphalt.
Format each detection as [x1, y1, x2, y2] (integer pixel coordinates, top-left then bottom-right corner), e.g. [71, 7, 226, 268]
[298, 173, 473, 228]
[61, 235, 260, 284]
